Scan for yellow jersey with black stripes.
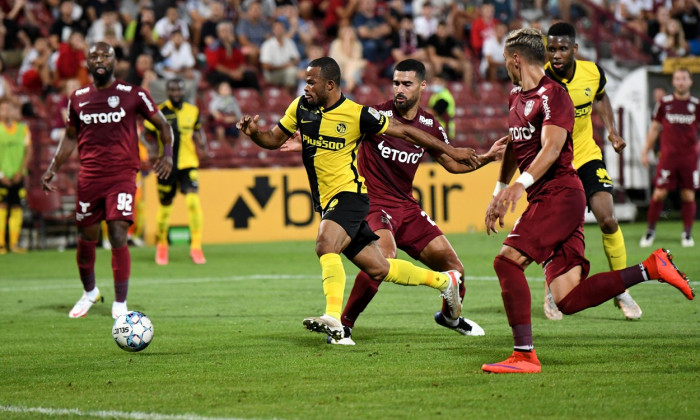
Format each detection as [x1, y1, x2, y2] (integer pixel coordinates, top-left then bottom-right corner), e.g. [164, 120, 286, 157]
[144, 100, 202, 170]
[545, 60, 606, 169]
[278, 94, 389, 211]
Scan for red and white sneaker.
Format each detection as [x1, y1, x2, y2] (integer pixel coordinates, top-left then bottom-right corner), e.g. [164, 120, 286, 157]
[190, 248, 206, 265]
[155, 243, 168, 266]
[482, 350, 541, 374]
[68, 287, 103, 318]
[646, 249, 695, 300]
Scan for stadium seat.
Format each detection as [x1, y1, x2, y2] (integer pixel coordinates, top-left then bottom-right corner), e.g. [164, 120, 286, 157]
[234, 88, 265, 114]
[353, 84, 384, 107]
[26, 188, 76, 250]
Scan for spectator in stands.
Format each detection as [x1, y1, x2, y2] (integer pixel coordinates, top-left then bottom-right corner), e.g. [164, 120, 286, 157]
[86, 6, 126, 69]
[158, 29, 199, 83]
[126, 8, 161, 67]
[119, 0, 144, 25]
[126, 53, 158, 90]
[260, 19, 300, 94]
[647, 5, 671, 39]
[492, 0, 513, 23]
[200, 0, 226, 50]
[0, 56, 17, 105]
[674, 0, 700, 54]
[154, 5, 190, 46]
[50, 78, 81, 142]
[185, 0, 213, 50]
[615, 0, 649, 37]
[205, 21, 261, 93]
[0, 0, 29, 50]
[84, 0, 118, 23]
[54, 31, 89, 87]
[470, 2, 496, 58]
[322, 0, 358, 38]
[427, 21, 472, 88]
[209, 81, 242, 142]
[428, 73, 455, 139]
[49, 0, 86, 50]
[329, 25, 366, 93]
[391, 14, 429, 70]
[236, 0, 271, 66]
[414, 1, 438, 42]
[653, 18, 689, 62]
[18, 36, 53, 94]
[480, 21, 508, 82]
[296, 43, 324, 96]
[276, 3, 318, 58]
[353, 0, 392, 63]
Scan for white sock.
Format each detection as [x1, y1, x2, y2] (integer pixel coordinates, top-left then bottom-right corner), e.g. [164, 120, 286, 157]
[86, 287, 100, 299]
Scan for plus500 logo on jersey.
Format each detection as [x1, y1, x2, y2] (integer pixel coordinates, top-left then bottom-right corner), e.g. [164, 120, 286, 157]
[509, 121, 536, 141]
[79, 107, 126, 124]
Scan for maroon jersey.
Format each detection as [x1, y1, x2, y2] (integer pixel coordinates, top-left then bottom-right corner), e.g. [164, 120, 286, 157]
[652, 94, 700, 159]
[508, 76, 581, 199]
[67, 80, 159, 180]
[359, 100, 449, 205]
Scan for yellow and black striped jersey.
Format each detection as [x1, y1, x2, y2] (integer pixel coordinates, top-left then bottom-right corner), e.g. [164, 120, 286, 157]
[278, 94, 389, 211]
[144, 100, 202, 170]
[545, 60, 606, 169]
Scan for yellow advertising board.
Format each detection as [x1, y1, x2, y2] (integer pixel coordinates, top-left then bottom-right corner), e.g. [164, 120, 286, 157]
[142, 163, 526, 244]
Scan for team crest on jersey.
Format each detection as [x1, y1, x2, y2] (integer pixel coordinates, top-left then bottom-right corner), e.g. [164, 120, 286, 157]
[336, 123, 347, 134]
[108, 96, 120, 108]
[584, 87, 592, 97]
[524, 100, 535, 116]
[688, 103, 695, 113]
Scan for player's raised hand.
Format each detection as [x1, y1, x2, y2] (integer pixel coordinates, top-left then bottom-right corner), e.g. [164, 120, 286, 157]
[280, 131, 302, 152]
[236, 115, 260, 137]
[483, 136, 508, 162]
[40, 169, 56, 192]
[153, 154, 173, 179]
[609, 133, 626, 154]
[451, 147, 480, 169]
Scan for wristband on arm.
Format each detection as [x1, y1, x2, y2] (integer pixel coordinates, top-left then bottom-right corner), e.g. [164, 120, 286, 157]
[515, 172, 534, 189]
[493, 182, 508, 196]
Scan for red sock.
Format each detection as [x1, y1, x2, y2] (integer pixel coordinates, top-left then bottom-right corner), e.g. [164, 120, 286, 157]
[77, 238, 97, 292]
[494, 255, 532, 347]
[341, 271, 380, 328]
[647, 199, 664, 231]
[112, 245, 130, 302]
[681, 201, 696, 235]
[557, 269, 629, 315]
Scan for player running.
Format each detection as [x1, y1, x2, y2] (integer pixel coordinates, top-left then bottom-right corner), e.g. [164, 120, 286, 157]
[42, 42, 174, 319]
[238, 57, 481, 342]
[544, 22, 641, 320]
[483, 28, 694, 374]
[641, 67, 699, 248]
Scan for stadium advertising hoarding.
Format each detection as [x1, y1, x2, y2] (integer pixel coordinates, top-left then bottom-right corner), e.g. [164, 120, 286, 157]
[142, 163, 526, 244]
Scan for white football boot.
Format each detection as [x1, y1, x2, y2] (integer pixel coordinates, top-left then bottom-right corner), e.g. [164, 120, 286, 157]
[68, 287, 102, 318]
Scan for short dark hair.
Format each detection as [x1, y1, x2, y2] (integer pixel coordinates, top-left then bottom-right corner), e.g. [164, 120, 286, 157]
[394, 59, 426, 81]
[548, 22, 576, 41]
[166, 78, 185, 89]
[308, 57, 341, 85]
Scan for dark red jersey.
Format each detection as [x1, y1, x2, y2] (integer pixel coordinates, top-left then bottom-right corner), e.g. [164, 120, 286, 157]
[67, 80, 158, 180]
[359, 100, 449, 205]
[652, 94, 700, 159]
[508, 76, 581, 199]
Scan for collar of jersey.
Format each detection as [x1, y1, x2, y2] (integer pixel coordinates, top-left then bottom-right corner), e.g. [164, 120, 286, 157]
[320, 94, 346, 113]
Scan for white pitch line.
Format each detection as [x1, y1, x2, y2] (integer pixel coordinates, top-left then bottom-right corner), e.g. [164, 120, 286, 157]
[0, 405, 270, 420]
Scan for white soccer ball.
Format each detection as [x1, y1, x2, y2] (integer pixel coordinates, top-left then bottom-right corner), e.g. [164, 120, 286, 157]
[112, 311, 154, 352]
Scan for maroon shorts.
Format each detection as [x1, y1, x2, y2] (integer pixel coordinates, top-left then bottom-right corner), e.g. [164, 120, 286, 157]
[366, 200, 443, 259]
[654, 157, 699, 190]
[503, 186, 590, 284]
[75, 177, 137, 227]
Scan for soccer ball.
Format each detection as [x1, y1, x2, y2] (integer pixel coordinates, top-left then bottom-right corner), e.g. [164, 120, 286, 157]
[112, 311, 154, 352]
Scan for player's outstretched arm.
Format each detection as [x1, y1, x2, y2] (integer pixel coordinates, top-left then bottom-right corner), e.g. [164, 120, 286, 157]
[236, 115, 290, 150]
[594, 92, 626, 153]
[146, 109, 174, 179]
[279, 131, 302, 152]
[436, 136, 507, 173]
[41, 126, 78, 192]
[641, 120, 662, 167]
[384, 119, 480, 168]
[485, 137, 517, 234]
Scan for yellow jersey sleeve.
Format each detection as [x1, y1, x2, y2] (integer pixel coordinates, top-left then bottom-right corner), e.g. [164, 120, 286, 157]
[278, 96, 301, 136]
[359, 106, 389, 135]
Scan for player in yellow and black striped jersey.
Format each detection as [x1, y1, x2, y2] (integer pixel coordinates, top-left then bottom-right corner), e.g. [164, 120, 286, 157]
[545, 22, 641, 320]
[237, 56, 481, 341]
[144, 78, 209, 266]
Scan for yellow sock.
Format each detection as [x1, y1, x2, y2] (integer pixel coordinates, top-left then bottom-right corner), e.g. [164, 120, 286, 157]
[384, 259, 447, 290]
[156, 204, 173, 246]
[320, 253, 345, 320]
[602, 227, 627, 271]
[133, 190, 145, 238]
[101, 221, 109, 241]
[0, 206, 7, 248]
[186, 193, 203, 250]
[8, 207, 22, 248]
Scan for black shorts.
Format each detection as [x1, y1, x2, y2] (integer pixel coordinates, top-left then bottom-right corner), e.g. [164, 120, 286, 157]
[577, 159, 614, 209]
[0, 180, 26, 207]
[157, 168, 199, 203]
[322, 192, 379, 259]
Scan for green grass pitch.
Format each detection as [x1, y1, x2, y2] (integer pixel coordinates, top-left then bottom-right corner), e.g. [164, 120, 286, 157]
[1, 221, 698, 420]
